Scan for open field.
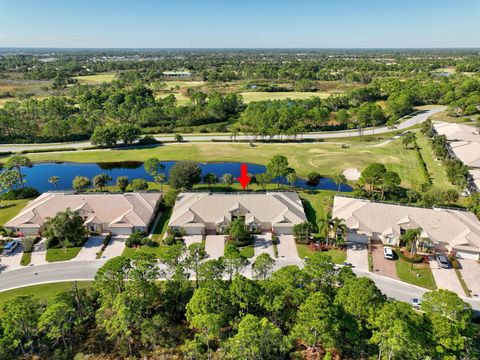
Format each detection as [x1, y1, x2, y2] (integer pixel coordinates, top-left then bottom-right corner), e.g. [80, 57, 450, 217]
[163, 80, 205, 89]
[0, 199, 31, 225]
[73, 73, 116, 84]
[239, 91, 330, 103]
[0, 282, 92, 311]
[156, 92, 192, 106]
[25, 137, 424, 189]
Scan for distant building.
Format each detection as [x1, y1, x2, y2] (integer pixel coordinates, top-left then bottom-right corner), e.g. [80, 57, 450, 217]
[168, 192, 308, 235]
[5, 192, 162, 236]
[162, 70, 192, 78]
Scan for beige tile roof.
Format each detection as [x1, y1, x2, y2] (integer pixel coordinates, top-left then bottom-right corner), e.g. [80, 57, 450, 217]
[434, 122, 480, 142]
[169, 192, 307, 228]
[449, 141, 480, 167]
[332, 196, 480, 250]
[6, 192, 162, 230]
[470, 169, 480, 190]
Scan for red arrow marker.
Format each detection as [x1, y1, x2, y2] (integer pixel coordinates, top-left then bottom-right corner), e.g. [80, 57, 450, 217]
[238, 163, 251, 189]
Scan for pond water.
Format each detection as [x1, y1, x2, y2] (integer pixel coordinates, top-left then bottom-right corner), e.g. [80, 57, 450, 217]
[19, 161, 353, 193]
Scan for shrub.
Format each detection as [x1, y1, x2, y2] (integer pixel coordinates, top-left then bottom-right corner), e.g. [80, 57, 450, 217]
[0, 187, 39, 200]
[22, 236, 38, 253]
[138, 135, 160, 145]
[306, 172, 322, 186]
[394, 249, 424, 263]
[125, 232, 145, 247]
[130, 178, 149, 191]
[448, 255, 461, 269]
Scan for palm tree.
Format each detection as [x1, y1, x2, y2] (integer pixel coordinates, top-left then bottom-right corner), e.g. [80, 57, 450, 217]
[286, 171, 298, 190]
[92, 173, 112, 192]
[154, 173, 167, 192]
[330, 217, 347, 244]
[333, 174, 347, 194]
[5, 154, 31, 189]
[48, 176, 60, 190]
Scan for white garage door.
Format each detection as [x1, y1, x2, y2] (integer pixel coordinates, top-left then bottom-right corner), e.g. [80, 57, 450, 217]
[110, 227, 132, 235]
[456, 250, 479, 261]
[347, 231, 369, 244]
[273, 225, 293, 235]
[184, 226, 205, 235]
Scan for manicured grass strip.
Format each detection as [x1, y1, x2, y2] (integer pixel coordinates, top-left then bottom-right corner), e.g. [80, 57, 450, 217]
[296, 244, 346, 264]
[0, 281, 92, 312]
[46, 247, 82, 262]
[395, 259, 437, 290]
[239, 245, 254, 258]
[151, 209, 172, 242]
[0, 199, 30, 225]
[20, 252, 31, 266]
[272, 237, 279, 258]
[454, 268, 471, 297]
[121, 245, 164, 258]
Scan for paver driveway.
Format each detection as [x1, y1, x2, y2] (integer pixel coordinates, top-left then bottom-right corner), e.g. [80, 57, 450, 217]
[102, 236, 127, 260]
[30, 239, 47, 266]
[276, 235, 300, 260]
[1, 244, 23, 271]
[253, 234, 275, 258]
[430, 258, 464, 295]
[205, 235, 225, 259]
[75, 236, 104, 261]
[370, 242, 398, 279]
[184, 235, 203, 247]
[458, 259, 480, 297]
[346, 242, 369, 271]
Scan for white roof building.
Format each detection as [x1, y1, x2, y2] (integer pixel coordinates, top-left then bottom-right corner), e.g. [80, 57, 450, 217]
[433, 122, 480, 143]
[5, 192, 162, 235]
[168, 192, 307, 235]
[332, 196, 480, 260]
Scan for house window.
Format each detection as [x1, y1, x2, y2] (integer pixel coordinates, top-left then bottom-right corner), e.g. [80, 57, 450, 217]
[90, 225, 96, 231]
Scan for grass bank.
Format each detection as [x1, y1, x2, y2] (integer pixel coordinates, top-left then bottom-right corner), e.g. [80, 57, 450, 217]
[0, 199, 31, 225]
[0, 281, 92, 311]
[395, 259, 437, 290]
[26, 138, 423, 188]
[46, 247, 83, 262]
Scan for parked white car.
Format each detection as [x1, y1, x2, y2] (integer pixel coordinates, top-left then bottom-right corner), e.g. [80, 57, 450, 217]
[383, 246, 394, 260]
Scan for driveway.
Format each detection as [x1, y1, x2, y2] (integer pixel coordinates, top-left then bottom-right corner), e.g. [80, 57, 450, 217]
[1, 244, 23, 271]
[184, 235, 203, 247]
[205, 235, 225, 259]
[276, 235, 300, 260]
[430, 258, 465, 296]
[370, 243, 398, 279]
[30, 239, 47, 266]
[102, 236, 127, 260]
[253, 234, 275, 258]
[75, 236, 104, 261]
[347, 242, 369, 271]
[458, 259, 480, 297]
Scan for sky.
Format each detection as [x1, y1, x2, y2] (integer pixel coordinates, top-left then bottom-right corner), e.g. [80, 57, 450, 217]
[0, 0, 479, 48]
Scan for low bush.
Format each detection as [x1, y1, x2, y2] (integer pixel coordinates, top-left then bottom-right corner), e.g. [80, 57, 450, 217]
[164, 234, 182, 246]
[22, 236, 39, 253]
[21, 147, 77, 154]
[448, 255, 461, 269]
[138, 135, 160, 145]
[125, 232, 145, 247]
[394, 249, 424, 263]
[0, 187, 39, 200]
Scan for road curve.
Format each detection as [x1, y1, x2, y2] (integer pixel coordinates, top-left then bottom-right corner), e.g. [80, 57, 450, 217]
[0, 107, 446, 153]
[1, 256, 478, 313]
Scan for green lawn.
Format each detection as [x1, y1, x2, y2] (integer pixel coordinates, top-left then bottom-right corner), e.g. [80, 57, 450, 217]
[0, 281, 92, 311]
[239, 245, 254, 258]
[415, 132, 455, 190]
[299, 190, 335, 232]
[73, 73, 116, 84]
[121, 245, 164, 258]
[156, 92, 192, 106]
[26, 137, 424, 188]
[151, 209, 172, 241]
[20, 252, 31, 266]
[296, 244, 346, 264]
[0, 199, 30, 225]
[46, 247, 83, 262]
[395, 259, 437, 290]
[239, 91, 331, 103]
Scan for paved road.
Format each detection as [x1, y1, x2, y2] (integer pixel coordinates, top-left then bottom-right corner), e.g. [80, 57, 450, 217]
[0, 107, 446, 153]
[1, 256, 478, 314]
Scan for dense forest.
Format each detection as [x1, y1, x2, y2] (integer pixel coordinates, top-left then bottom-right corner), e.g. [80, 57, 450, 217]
[0, 251, 478, 360]
[0, 49, 479, 143]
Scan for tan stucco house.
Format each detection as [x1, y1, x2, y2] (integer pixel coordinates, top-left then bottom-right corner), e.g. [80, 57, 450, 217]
[5, 192, 162, 236]
[332, 196, 480, 260]
[168, 192, 307, 235]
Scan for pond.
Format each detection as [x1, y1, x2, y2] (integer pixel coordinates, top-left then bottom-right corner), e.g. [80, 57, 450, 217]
[19, 161, 353, 193]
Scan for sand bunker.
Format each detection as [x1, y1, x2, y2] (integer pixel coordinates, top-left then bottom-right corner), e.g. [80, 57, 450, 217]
[343, 168, 361, 181]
